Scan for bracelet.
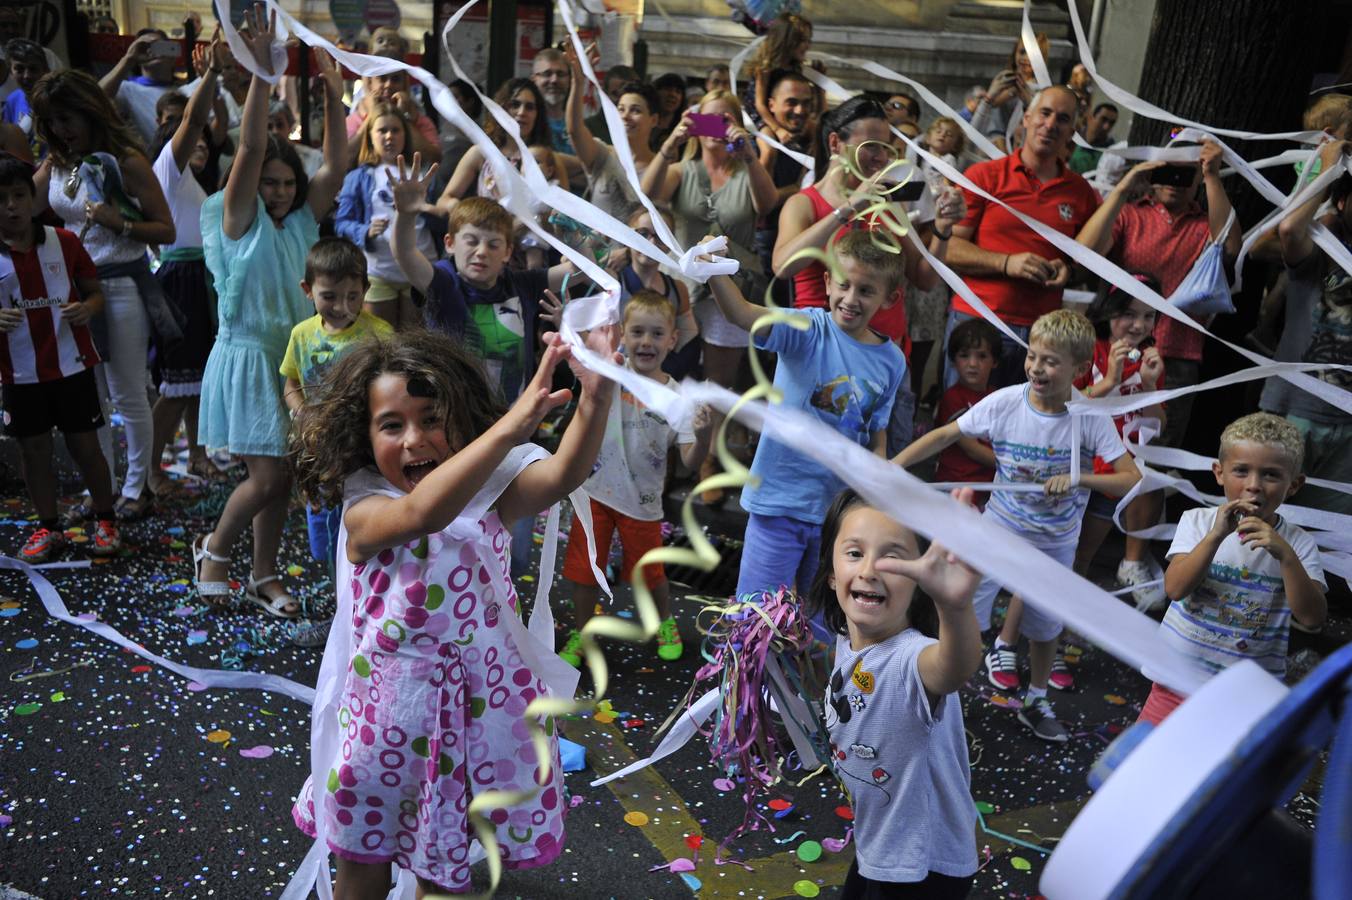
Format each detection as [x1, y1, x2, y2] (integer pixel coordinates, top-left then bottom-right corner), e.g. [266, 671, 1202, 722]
[1002, 254, 1010, 276]
[832, 205, 852, 225]
[121, 219, 133, 238]
[933, 227, 952, 241]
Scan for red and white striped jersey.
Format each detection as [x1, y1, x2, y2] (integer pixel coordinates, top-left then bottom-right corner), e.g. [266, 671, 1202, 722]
[0, 225, 100, 385]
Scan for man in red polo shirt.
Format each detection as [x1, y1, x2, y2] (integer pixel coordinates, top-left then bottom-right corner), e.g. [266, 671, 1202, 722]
[1075, 139, 1240, 448]
[944, 85, 1100, 387]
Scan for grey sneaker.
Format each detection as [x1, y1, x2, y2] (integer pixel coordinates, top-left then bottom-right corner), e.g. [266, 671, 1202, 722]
[290, 619, 332, 648]
[1118, 559, 1168, 613]
[1018, 694, 1070, 742]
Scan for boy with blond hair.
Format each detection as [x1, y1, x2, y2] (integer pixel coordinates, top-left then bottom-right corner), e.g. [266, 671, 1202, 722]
[894, 309, 1141, 741]
[1143, 413, 1326, 724]
[558, 290, 713, 666]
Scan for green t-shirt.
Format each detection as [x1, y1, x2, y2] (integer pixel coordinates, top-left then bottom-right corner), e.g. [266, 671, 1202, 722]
[280, 310, 393, 398]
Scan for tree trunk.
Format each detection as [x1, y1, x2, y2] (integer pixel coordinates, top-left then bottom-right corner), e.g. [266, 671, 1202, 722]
[1126, 0, 1323, 455]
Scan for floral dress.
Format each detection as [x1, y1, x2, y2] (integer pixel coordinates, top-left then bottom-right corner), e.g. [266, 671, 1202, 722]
[293, 447, 578, 890]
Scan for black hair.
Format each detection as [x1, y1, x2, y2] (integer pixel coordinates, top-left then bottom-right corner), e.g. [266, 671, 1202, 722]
[150, 121, 222, 195]
[1333, 172, 1352, 207]
[262, 133, 309, 214]
[888, 90, 920, 119]
[766, 67, 812, 98]
[946, 317, 1003, 362]
[0, 153, 36, 194]
[616, 80, 660, 116]
[4, 39, 47, 70]
[1085, 273, 1161, 340]
[449, 78, 484, 122]
[805, 488, 939, 640]
[1092, 102, 1118, 116]
[815, 94, 887, 175]
[653, 72, 687, 93]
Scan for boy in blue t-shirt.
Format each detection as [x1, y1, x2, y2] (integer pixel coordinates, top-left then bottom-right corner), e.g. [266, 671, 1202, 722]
[706, 229, 907, 600]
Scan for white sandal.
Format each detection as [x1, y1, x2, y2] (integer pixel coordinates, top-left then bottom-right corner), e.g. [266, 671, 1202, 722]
[245, 575, 301, 620]
[192, 533, 233, 606]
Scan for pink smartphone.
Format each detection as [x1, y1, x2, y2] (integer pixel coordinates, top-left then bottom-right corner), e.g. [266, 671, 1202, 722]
[687, 112, 728, 139]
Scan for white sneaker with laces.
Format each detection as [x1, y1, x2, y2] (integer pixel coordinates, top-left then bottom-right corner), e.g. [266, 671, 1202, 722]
[1118, 559, 1168, 613]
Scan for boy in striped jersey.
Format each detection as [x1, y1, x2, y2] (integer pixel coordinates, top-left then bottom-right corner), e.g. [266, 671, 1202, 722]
[0, 154, 119, 560]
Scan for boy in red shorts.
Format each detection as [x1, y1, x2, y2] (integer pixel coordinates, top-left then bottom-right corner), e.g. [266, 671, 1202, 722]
[558, 290, 712, 665]
[0, 154, 119, 560]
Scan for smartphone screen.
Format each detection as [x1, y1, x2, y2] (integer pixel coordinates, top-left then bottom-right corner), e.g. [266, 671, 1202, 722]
[1149, 163, 1196, 187]
[687, 113, 728, 139]
[149, 40, 179, 59]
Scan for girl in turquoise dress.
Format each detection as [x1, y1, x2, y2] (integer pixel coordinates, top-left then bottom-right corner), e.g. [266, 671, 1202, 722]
[192, 8, 347, 618]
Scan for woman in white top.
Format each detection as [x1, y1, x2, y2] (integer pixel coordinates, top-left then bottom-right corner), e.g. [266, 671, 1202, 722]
[31, 69, 177, 521]
[146, 36, 228, 494]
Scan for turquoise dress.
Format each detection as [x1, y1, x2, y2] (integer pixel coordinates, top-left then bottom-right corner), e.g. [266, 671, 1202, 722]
[198, 194, 318, 456]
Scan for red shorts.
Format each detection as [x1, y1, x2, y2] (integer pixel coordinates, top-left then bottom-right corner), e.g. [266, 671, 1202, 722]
[1138, 682, 1185, 725]
[561, 498, 666, 589]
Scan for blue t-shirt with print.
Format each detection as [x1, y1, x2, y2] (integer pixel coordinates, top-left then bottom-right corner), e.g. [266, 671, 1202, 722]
[741, 307, 905, 524]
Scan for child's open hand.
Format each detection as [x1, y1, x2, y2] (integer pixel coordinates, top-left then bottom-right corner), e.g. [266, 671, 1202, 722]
[1237, 515, 1293, 561]
[539, 289, 563, 328]
[875, 487, 982, 609]
[386, 154, 439, 216]
[239, 3, 278, 74]
[557, 324, 621, 397]
[1210, 498, 1257, 538]
[691, 404, 714, 438]
[312, 46, 345, 99]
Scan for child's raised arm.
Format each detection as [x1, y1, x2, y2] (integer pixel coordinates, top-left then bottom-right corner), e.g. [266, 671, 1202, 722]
[877, 487, 984, 703]
[678, 404, 715, 471]
[497, 327, 620, 524]
[304, 47, 349, 221]
[344, 340, 578, 563]
[892, 420, 964, 469]
[222, 3, 278, 240]
[388, 153, 440, 294]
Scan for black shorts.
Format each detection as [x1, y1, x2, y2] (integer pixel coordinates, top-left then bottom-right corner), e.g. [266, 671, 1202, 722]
[2, 367, 105, 439]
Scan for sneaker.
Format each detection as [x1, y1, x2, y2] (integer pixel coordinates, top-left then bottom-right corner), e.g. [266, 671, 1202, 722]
[1018, 694, 1070, 742]
[290, 619, 332, 648]
[1048, 648, 1075, 691]
[558, 630, 584, 668]
[90, 519, 121, 557]
[1118, 559, 1168, 613]
[984, 644, 1020, 692]
[656, 616, 684, 661]
[21, 526, 66, 563]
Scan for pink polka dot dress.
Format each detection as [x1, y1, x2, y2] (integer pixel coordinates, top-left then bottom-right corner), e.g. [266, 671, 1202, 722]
[293, 464, 566, 891]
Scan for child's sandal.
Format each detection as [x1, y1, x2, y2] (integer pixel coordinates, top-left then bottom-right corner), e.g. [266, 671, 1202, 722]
[192, 532, 233, 607]
[245, 575, 301, 620]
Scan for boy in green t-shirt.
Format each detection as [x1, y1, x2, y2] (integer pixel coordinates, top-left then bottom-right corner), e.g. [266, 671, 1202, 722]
[281, 237, 393, 412]
[280, 237, 392, 647]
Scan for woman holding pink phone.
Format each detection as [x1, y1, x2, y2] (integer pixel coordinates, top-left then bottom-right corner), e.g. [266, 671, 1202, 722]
[641, 89, 777, 503]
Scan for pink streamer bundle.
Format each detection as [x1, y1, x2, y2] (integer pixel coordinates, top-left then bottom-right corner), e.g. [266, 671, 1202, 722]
[653, 589, 829, 845]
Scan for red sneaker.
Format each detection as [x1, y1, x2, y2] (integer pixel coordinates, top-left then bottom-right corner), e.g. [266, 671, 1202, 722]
[984, 644, 1020, 692]
[21, 526, 67, 563]
[90, 519, 121, 557]
[1048, 649, 1075, 691]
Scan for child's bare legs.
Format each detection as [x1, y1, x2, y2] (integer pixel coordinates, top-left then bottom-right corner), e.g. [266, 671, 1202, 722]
[1073, 514, 1114, 575]
[18, 431, 114, 521]
[334, 858, 390, 900]
[1122, 491, 1163, 564]
[1027, 637, 1055, 692]
[149, 394, 186, 494]
[996, 595, 1024, 648]
[198, 454, 298, 613]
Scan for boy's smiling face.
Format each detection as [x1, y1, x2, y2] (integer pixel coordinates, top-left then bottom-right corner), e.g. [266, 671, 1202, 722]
[304, 275, 366, 333]
[1212, 441, 1303, 523]
[1023, 338, 1087, 407]
[623, 307, 676, 377]
[823, 256, 897, 338]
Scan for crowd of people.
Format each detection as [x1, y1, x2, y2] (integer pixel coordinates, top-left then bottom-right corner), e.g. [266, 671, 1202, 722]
[0, 5, 1346, 898]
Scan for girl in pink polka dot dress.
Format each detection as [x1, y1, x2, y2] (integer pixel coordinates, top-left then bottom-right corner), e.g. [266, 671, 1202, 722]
[289, 328, 617, 897]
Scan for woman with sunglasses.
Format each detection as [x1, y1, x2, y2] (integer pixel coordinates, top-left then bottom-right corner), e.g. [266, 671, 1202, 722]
[772, 96, 964, 450]
[29, 69, 177, 522]
[435, 78, 552, 216]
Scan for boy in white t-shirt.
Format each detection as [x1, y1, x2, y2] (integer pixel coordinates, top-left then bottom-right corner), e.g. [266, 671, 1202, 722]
[1141, 413, 1327, 725]
[893, 309, 1141, 742]
[558, 291, 714, 666]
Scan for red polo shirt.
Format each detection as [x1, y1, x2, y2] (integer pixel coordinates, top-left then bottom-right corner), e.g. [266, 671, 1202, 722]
[1109, 198, 1211, 362]
[953, 152, 1099, 327]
